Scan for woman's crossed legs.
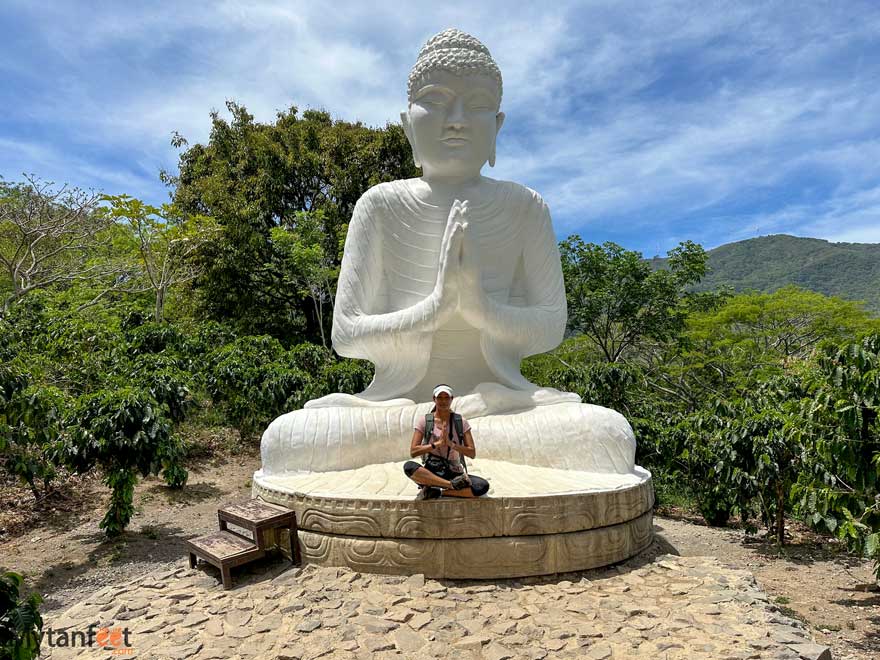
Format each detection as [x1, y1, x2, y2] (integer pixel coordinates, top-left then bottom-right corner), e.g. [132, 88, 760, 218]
[403, 461, 489, 498]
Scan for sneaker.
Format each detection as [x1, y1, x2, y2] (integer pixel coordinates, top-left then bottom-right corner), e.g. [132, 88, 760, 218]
[448, 474, 471, 490]
[416, 487, 442, 500]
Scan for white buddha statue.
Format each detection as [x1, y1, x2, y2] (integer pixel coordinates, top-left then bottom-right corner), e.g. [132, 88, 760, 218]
[259, 29, 636, 477]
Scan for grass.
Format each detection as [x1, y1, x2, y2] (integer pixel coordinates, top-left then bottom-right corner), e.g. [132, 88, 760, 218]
[649, 469, 699, 513]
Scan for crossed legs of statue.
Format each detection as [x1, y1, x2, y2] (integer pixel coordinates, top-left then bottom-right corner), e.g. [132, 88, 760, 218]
[260, 400, 637, 476]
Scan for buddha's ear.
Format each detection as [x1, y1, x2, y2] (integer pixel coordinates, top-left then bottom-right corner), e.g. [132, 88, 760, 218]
[489, 112, 506, 168]
[400, 110, 421, 169]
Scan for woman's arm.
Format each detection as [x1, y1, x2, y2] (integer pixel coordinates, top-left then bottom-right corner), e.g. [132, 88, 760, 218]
[451, 429, 476, 459]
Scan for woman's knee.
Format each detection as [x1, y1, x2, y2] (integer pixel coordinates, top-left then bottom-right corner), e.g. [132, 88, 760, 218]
[469, 475, 489, 496]
[403, 461, 421, 478]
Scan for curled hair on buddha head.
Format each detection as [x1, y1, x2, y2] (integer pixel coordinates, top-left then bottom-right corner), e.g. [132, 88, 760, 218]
[407, 28, 503, 106]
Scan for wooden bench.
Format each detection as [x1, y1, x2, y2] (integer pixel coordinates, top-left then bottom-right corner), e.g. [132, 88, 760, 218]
[186, 499, 298, 589]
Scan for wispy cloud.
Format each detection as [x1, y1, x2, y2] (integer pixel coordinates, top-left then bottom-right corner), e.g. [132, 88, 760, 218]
[2, 0, 879, 255]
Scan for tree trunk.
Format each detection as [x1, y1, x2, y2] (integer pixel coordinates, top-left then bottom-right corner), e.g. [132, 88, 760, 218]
[312, 294, 326, 348]
[775, 481, 786, 546]
[155, 287, 165, 323]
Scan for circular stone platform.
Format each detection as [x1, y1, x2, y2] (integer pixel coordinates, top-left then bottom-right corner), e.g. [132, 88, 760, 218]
[253, 459, 653, 579]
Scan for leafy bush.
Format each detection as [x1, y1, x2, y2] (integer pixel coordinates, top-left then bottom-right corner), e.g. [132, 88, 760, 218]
[65, 387, 188, 535]
[126, 355, 196, 423]
[0, 383, 67, 498]
[314, 359, 374, 398]
[126, 322, 185, 355]
[287, 342, 332, 375]
[0, 572, 42, 660]
[794, 334, 880, 576]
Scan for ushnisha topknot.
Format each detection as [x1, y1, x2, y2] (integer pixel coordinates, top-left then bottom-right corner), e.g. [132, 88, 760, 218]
[407, 28, 503, 105]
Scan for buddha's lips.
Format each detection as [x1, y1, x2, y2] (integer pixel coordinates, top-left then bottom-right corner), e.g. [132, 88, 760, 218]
[441, 137, 469, 144]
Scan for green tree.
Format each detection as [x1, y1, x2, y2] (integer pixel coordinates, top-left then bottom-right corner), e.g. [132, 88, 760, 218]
[65, 388, 188, 536]
[101, 195, 219, 322]
[0, 177, 119, 313]
[560, 239, 710, 363]
[170, 103, 417, 341]
[269, 211, 340, 347]
[687, 286, 877, 368]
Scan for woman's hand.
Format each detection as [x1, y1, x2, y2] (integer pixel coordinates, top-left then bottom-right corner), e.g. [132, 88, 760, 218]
[433, 427, 450, 450]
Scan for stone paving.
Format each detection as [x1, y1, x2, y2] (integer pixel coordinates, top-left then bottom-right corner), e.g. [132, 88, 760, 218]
[41, 553, 833, 660]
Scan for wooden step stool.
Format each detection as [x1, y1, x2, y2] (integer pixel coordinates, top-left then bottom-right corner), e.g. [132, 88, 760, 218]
[186, 499, 298, 589]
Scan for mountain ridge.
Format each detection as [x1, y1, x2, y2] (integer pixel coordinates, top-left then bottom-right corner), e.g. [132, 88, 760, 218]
[649, 234, 880, 313]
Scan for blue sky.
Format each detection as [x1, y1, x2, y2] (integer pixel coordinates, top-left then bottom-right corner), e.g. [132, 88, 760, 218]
[2, 1, 879, 256]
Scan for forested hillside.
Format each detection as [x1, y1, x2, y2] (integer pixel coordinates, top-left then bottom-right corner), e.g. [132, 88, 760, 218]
[651, 235, 880, 313]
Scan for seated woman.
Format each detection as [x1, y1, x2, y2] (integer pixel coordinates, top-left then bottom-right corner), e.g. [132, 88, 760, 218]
[403, 384, 490, 499]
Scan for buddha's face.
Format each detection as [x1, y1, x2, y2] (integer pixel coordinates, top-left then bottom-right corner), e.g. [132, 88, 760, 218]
[402, 70, 505, 180]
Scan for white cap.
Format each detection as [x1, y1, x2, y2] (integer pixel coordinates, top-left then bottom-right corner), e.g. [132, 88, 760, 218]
[432, 384, 454, 398]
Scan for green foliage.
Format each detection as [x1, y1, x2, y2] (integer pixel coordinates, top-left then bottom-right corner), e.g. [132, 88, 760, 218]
[207, 336, 302, 437]
[126, 322, 186, 356]
[171, 103, 418, 340]
[101, 195, 220, 323]
[0, 177, 114, 313]
[65, 387, 188, 535]
[312, 359, 374, 400]
[0, 379, 67, 498]
[689, 375, 813, 539]
[0, 572, 42, 660]
[560, 238, 712, 362]
[687, 286, 876, 364]
[793, 334, 880, 575]
[270, 211, 340, 347]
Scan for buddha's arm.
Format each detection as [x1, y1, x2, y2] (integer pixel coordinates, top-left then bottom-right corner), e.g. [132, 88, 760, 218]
[331, 192, 460, 362]
[460, 199, 566, 357]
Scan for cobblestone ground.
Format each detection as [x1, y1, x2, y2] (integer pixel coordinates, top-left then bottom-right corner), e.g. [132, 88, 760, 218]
[41, 554, 833, 660]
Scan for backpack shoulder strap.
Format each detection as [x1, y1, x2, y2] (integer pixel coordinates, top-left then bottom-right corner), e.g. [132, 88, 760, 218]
[422, 413, 434, 444]
[452, 413, 468, 472]
[452, 413, 464, 440]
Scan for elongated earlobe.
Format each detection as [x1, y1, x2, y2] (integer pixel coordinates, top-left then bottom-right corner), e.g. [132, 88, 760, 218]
[489, 111, 505, 168]
[400, 110, 421, 169]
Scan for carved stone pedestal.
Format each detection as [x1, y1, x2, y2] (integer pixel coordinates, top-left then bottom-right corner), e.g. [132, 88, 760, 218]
[253, 459, 653, 579]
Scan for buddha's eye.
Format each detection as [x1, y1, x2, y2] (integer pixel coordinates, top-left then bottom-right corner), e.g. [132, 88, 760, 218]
[417, 92, 449, 108]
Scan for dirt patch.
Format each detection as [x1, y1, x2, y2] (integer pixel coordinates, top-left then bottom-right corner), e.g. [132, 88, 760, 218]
[1, 453, 877, 659]
[0, 444, 259, 612]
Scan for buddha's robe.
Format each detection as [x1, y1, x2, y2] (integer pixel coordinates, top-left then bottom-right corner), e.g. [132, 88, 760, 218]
[259, 178, 636, 476]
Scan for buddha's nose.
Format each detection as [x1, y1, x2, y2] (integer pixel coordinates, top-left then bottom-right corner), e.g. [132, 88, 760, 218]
[445, 98, 467, 129]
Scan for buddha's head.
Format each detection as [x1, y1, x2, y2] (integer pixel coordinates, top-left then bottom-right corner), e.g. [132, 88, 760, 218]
[402, 29, 505, 180]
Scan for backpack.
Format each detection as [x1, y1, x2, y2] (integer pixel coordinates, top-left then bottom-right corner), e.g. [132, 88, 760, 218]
[422, 412, 468, 472]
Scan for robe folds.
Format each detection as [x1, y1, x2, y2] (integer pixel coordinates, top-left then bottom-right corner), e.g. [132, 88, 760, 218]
[330, 177, 568, 404]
